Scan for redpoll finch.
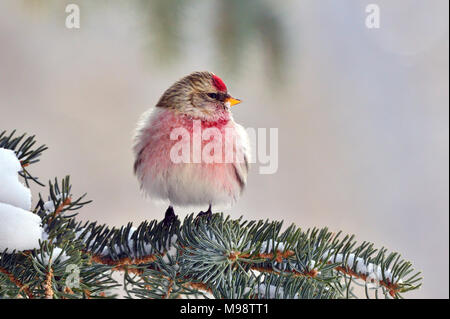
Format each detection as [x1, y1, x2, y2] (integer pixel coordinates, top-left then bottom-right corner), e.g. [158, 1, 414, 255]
[133, 71, 250, 223]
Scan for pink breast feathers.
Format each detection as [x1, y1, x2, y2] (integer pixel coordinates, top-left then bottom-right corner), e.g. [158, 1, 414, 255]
[143, 110, 239, 168]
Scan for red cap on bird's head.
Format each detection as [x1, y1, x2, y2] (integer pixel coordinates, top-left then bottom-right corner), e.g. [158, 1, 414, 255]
[212, 74, 241, 106]
[212, 74, 227, 92]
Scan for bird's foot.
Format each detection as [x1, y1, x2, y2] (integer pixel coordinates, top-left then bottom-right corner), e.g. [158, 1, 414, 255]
[163, 206, 178, 227]
[195, 205, 212, 222]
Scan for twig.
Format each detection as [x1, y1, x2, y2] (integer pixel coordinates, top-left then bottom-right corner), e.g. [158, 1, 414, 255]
[48, 197, 72, 223]
[0, 266, 33, 298]
[44, 267, 54, 299]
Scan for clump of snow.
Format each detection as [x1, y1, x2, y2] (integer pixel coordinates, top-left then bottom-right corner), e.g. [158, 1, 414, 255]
[0, 202, 43, 251]
[259, 240, 285, 253]
[325, 252, 399, 284]
[162, 235, 179, 268]
[42, 194, 67, 215]
[0, 148, 43, 251]
[37, 247, 70, 265]
[43, 200, 55, 213]
[0, 148, 32, 210]
[256, 283, 300, 299]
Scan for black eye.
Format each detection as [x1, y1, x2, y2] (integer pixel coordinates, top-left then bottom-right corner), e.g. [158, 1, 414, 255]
[207, 93, 218, 99]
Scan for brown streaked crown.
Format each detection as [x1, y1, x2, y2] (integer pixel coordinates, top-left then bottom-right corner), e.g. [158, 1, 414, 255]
[156, 71, 226, 109]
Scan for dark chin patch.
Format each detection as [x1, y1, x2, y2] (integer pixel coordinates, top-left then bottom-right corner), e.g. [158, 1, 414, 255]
[212, 75, 227, 92]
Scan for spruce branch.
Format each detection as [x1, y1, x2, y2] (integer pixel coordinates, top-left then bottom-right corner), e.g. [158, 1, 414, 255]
[0, 130, 47, 186]
[0, 130, 422, 299]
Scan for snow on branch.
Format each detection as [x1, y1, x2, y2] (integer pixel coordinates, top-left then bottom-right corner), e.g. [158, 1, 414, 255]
[0, 148, 42, 251]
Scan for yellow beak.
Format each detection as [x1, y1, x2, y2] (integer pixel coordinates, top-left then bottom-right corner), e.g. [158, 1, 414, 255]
[225, 97, 241, 107]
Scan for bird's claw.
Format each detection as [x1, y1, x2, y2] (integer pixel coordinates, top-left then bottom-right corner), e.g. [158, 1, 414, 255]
[195, 205, 212, 223]
[163, 206, 178, 227]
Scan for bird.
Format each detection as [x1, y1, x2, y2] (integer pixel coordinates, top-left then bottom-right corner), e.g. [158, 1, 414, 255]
[133, 71, 250, 224]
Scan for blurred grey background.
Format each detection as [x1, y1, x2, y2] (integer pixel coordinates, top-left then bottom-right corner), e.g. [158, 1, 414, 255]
[0, 0, 448, 298]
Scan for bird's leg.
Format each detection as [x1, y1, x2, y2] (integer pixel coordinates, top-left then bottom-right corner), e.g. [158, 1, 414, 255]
[196, 204, 212, 220]
[163, 206, 177, 226]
